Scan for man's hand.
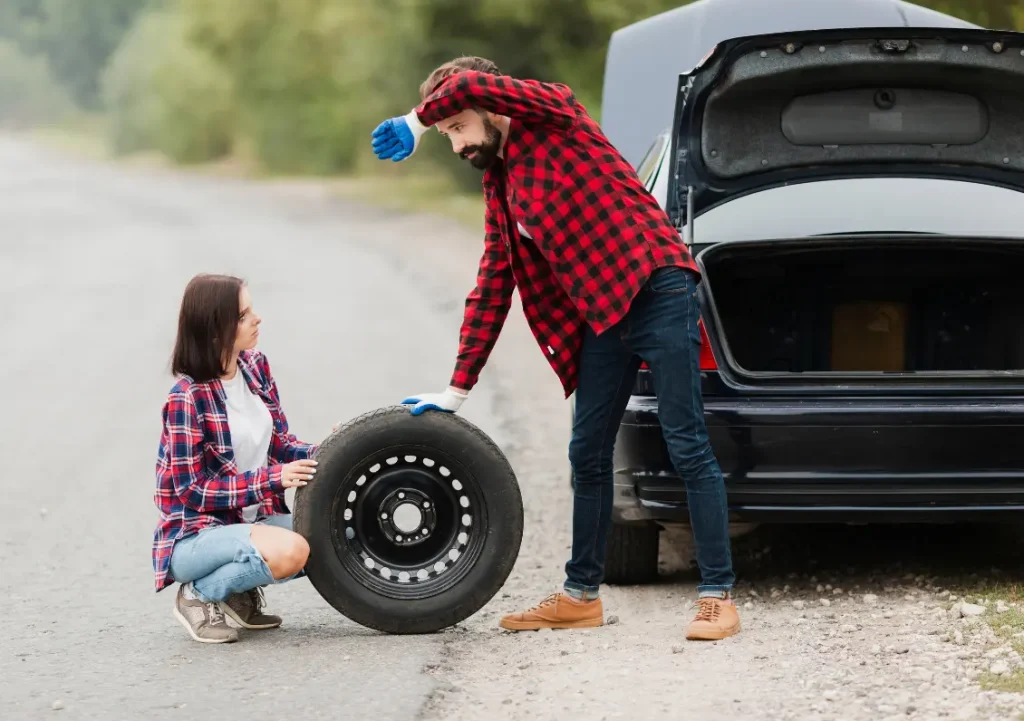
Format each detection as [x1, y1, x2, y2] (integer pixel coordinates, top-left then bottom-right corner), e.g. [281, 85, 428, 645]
[371, 110, 428, 162]
[401, 387, 468, 416]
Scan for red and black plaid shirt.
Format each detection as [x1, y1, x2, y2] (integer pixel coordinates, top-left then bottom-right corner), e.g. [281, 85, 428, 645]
[414, 71, 698, 397]
[151, 350, 317, 592]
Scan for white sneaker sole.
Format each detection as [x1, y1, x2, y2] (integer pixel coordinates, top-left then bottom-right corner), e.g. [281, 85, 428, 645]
[172, 606, 238, 644]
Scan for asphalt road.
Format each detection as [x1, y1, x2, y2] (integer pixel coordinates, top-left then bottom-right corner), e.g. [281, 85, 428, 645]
[0, 136, 564, 720]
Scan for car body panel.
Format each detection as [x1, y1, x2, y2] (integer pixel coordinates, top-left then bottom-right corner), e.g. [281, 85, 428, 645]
[614, 394, 1024, 524]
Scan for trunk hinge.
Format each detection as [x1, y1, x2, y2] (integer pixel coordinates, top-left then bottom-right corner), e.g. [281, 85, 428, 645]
[682, 183, 695, 249]
[674, 149, 695, 249]
[675, 76, 696, 249]
[671, 145, 696, 248]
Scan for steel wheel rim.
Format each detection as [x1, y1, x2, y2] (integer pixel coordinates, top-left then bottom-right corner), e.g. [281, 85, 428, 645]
[330, 445, 488, 600]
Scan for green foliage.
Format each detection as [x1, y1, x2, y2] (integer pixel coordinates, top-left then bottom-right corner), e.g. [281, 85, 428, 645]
[100, 7, 234, 163]
[0, 39, 73, 129]
[0, 0, 151, 109]
[176, 0, 422, 174]
[916, 0, 1018, 29]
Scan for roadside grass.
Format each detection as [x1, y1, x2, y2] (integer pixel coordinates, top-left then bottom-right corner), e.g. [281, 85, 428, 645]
[25, 112, 109, 159]
[947, 581, 1024, 693]
[327, 172, 484, 231]
[980, 670, 1024, 694]
[21, 114, 485, 232]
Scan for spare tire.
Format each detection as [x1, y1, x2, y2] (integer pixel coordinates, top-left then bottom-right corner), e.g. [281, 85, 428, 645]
[292, 406, 524, 635]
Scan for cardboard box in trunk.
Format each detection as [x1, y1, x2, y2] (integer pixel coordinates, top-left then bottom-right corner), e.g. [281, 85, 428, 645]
[830, 302, 908, 372]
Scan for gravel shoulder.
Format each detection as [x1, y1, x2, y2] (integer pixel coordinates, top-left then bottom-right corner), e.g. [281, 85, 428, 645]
[420, 519, 1024, 721]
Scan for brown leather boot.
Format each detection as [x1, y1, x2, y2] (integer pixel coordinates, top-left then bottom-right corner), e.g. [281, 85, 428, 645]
[685, 596, 741, 641]
[499, 592, 604, 631]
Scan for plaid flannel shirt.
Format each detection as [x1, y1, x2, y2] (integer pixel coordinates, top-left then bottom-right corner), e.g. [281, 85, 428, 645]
[151, 349, 316, 592]
[414, 71, 699, 398]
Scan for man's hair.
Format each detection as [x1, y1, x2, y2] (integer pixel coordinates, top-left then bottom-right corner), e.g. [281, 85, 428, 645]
[419, 56, 501, 100]
[171, 273, 244, 382]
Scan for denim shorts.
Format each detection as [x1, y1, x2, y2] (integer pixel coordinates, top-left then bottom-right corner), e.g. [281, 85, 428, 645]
[169, 514, 302, 603]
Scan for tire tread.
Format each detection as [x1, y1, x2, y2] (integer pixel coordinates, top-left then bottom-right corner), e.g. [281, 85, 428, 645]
[603, 523, 660, 585]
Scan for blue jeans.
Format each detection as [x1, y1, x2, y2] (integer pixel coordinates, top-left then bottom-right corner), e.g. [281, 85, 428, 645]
[564, 265, 735, 599]
[169, 514, 302, 603]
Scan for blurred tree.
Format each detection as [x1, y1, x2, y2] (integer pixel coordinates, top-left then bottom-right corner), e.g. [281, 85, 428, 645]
[0, 0, 152, 109]
[176, 0, 426, 174]
[0, 0, 45, 46]
[916, 0, 1018, 28]
[101, 6, 235, 162]
[0, 39, 73, 128]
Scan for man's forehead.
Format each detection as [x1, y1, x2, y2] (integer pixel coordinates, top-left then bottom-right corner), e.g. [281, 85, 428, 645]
[437, 111, 476, 133]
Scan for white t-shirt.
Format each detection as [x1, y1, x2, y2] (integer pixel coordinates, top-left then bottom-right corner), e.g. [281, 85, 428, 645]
[221, 370, 274, 523]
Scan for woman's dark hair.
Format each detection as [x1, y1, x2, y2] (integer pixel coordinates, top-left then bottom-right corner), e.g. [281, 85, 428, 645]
[171, 273, 245, 382]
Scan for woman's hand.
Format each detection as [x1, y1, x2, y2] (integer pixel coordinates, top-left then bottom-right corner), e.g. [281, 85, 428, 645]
[281, 459, 318, 488]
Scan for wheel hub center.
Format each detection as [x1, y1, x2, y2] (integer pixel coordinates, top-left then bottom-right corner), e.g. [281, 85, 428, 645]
[376, 487, 438, 546]
[392, 502, 423, 533]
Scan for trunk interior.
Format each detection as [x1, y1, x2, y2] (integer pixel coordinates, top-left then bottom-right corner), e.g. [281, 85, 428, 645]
[698, 238, 1024, 379]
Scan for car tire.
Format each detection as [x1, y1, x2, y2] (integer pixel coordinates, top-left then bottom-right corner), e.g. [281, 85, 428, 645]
[292, 406, 524, 635]
[602, 522, 660, 585]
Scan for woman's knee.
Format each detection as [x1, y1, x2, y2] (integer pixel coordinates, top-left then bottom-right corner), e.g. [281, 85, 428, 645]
[285, 533, 310, 575]
[250, 525, 309, 579]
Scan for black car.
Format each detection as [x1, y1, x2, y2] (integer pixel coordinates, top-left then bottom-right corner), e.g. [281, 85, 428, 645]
[594, 12, 1024, 584]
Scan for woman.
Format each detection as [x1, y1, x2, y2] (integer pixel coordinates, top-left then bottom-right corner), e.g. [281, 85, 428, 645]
[152, 273, 320, 644]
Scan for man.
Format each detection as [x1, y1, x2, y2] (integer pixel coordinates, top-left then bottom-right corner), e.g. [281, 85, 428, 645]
[371, 56, 739, 641]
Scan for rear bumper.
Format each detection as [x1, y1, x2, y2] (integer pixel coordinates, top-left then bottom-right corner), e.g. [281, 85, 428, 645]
[613, 395, 1024, 524]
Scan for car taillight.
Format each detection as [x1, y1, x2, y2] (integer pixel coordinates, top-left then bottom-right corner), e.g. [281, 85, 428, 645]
[638, 318, 718, 371]
[698, 318, 717, 371]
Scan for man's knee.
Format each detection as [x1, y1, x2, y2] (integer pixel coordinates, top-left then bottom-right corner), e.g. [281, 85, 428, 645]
[568, 433, 613, 484]
[664, 430, 720, 482]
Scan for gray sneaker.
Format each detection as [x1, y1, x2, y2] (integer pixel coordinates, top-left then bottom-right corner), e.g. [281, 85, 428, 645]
[220, 587, 282, 630]
[173, 584, 239, 644]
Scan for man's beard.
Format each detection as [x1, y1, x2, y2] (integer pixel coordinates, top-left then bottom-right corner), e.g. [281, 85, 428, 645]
[459, 119, 503, 170]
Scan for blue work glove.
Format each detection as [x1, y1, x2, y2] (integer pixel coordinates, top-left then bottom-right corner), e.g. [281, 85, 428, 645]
[371, 110, 428, 162]
[401, 388, 468, 416]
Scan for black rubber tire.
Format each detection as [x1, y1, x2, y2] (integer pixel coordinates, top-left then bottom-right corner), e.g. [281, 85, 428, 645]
[602, 522, 660, 585]
[292, 406, 524, 635]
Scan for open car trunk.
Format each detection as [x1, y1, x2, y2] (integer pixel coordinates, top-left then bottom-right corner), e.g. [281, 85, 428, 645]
[697, 237, 1024, 386]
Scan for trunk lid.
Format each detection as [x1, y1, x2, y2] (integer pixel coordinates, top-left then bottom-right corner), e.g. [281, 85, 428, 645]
[601, 0, 979, 168]
[669, 27, 1024, 231]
